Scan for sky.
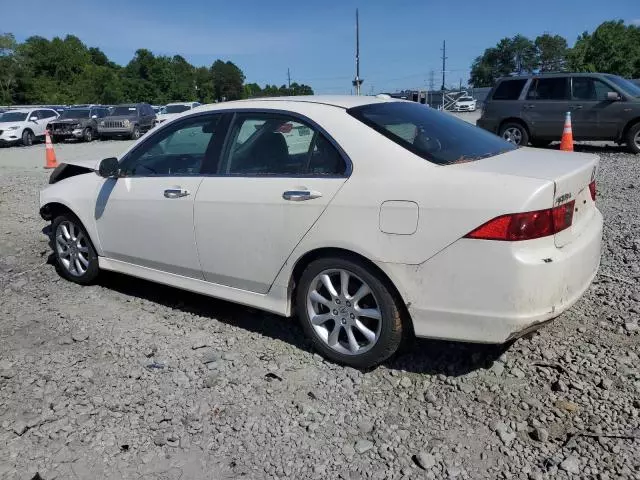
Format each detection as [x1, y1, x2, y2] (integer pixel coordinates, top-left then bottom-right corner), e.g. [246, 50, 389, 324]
[2, 0, 639, 94]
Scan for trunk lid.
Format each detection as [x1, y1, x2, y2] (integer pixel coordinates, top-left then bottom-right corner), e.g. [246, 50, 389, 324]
[455, 147, 598, 247]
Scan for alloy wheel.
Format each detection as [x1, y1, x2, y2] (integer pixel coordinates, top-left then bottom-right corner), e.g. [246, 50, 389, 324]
[634, 129, 640, 150]
[502, 127, 522, 145]
[306, 269, 382, 356]
[55, 220, 90, 277]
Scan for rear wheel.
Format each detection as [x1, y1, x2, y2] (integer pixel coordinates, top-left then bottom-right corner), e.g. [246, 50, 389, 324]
[626, 122, 640, 154]
[21, 129, 34, 146]
[52, 213, 99, 285]
[297, 256, 404, 369]
[500, 122, 529, 147]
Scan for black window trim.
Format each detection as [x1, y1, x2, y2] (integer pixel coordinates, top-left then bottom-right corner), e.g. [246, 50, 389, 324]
[117, 111, 229, 177]
[216, 108, 352, 179]
[116, 108, 353, 179]
[526, 76, 571, 102]
[492, 78, 529, 101]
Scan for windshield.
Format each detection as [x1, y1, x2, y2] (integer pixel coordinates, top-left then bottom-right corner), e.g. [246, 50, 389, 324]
[0, 112, 28, 122]
[348, 102, 516, 165]
[59, 109, 91, 119]
[605, 75, 640, 97]
[165, 105, 191, 114]
[110, 106, 137, 116]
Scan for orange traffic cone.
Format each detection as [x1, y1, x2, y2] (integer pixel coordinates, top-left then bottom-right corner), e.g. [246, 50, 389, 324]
[559, 111, 574, 152]
[44, 130, 58, 169]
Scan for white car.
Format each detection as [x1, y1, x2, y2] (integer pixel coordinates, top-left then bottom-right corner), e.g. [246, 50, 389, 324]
[155, 102, 201, 125]
[453, 96, 477, 112]
[0, 107, 59, 146]
[39, 96, 602, 368]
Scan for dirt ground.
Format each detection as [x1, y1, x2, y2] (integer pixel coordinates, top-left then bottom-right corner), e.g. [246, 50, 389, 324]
[0, 132, 638, 480]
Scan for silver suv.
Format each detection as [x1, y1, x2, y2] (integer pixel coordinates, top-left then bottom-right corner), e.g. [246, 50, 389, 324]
[477, 73, 640, 153]
[97, 103, 156, 140]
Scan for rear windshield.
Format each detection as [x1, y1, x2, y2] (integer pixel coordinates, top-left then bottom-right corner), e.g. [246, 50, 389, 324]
[492, 79, 527, 100]
[111, 106, 137, 116]
[348, 102, 516, 165]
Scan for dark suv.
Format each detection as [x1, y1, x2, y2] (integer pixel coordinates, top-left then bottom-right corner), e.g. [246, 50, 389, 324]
[97, 103, 156, 140]
[477, 73, 640, 153]
[47, 106, 110, 142]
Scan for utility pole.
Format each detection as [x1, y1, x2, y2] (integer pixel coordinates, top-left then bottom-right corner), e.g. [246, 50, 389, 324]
[287, 68, 291, 89]
[440, 40, 447, 91]
[352, 8, 363, 95]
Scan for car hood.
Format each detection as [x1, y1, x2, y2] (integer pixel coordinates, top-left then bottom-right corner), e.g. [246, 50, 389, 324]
[60, 159, 101, 170]
[0, 121, 25, 129]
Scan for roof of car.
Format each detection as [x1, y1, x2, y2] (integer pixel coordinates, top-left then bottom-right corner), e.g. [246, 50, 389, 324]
[498, 72, 618, 81]
[199, 95, 400, 112]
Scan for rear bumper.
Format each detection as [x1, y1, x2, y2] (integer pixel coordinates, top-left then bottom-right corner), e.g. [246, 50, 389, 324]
[385, 209, 603, 343]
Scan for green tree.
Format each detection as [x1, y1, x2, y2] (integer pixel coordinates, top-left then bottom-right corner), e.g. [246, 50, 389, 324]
[210, 60, 245, 101]
[535, 33, 568, 72]
[194, 66, 215, 103]
[469, 35, 537, 87]
[0, 33, 19, 104]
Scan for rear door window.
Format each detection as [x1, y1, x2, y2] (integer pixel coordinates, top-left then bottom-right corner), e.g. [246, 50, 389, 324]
[492, 79, 527, 100]
[526, 78, 569, 100]
[348, 102, 516, 165]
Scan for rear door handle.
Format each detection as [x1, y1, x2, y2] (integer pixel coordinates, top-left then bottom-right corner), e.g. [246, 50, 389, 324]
[164, 188, 190, 199]
[524, 104, 535, 109]
[571, 105, 583, 110]
[282, 190, 322, 201]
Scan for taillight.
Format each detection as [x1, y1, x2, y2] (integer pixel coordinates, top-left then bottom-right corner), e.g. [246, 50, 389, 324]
[589, 180, 596, 201]
[465, 201, 575, 241]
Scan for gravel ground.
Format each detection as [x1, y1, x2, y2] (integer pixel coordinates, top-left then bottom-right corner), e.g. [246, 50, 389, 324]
[0, 137, 639, 480]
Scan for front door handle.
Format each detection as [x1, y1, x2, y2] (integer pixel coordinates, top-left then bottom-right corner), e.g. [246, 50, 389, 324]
[571, 105, 583, 110]
[282, 190, 322, 201]
[164, 188, 190, 199]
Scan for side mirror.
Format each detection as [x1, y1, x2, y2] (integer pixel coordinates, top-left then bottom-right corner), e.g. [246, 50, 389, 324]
[92, 115, 98, 119]
[607, 92, 621, 101]
[30, 116, 38, 121]
[97, 157, 120, 178]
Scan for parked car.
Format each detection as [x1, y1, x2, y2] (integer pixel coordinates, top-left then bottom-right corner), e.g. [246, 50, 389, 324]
[152, 105, 163, 114]
[453, 96, 477, 112]
[477, 73, 640, 153]
[155, 102, 201, 125]
[47, 106, 110, 143]
[97, 103, 156, 140]
[39, 95, 602, 368]
[0, 107, 59, 146]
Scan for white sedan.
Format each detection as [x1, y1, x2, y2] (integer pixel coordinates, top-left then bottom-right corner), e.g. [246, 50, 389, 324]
[39, 96, 603, 368]
[453, 96, 477, 112]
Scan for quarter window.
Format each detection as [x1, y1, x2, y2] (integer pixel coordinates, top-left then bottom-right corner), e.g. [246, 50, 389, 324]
[526, 78, 569, 100]
[572, 77, 613, 101]
[224, 113, 345, 176]
[119, 114, 222, 176]
[492, 79, 527, 100]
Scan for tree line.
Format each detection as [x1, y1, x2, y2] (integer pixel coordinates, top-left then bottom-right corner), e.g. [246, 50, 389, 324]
[470, 20, 640, 87]
[0, 33, 314, 105]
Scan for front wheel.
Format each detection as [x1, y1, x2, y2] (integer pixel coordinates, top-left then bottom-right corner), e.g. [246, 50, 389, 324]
[297, 256, 404, 369]
[52, 214, 99, 285]
[499, 122, 529, 146]
[626, 122, 640, 154]
[130, 125, 141, 140]
[83, 127, 93, 142]
[21, 129, 34, 146]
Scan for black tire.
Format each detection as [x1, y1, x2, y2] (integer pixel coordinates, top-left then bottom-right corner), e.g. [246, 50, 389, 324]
[130, 125, 141, 140]
[51, 213, 99, 285]
[296, 256, 404, 369]
[21, 129, 34, 146]
[83, 127, 94, 142]
[51, 135, 62, 144]
[530, 139, 552, 149]
[626, 122, 640, 154]
[499, 122, 529, 147]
